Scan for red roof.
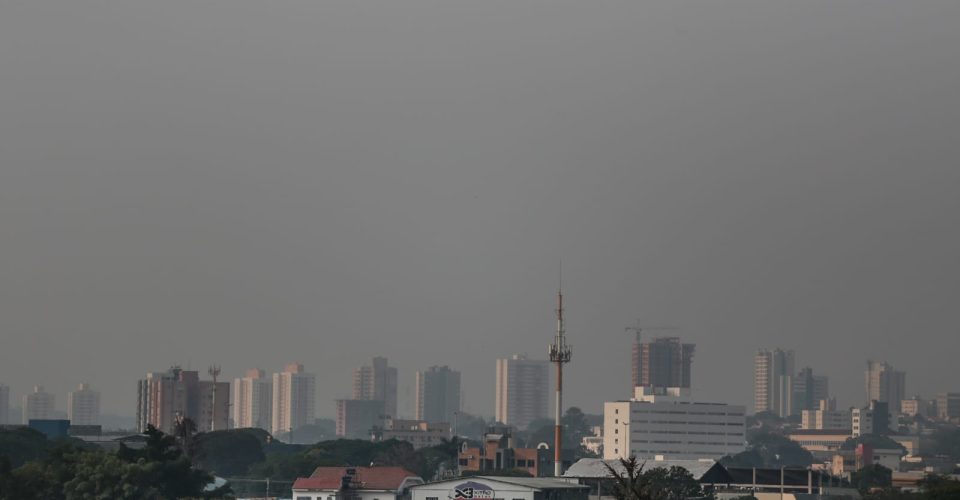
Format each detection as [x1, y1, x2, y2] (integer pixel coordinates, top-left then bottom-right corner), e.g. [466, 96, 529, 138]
[293, 466, 421, 491]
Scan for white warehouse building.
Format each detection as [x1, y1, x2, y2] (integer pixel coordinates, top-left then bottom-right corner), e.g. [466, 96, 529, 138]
[604, 387, 746, 461]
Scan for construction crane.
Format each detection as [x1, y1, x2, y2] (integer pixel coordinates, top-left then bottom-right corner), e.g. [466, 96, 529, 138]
[624, 321, 679, 344]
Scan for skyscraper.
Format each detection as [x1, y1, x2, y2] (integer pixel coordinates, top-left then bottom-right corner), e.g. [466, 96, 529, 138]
[865, 360, 906, 413]
[353, 357, 398, 419]
[271, 363, 316, 435]
[67, 383, 100, 425]
[495, 354, 549, 431]
[633, 337, 695, 389]
[0, 385, 9, 425]
[23, 386, 55, 422]
[136, 367, 229, 433]
[232, 369, 273, 431]
[754, 348, 796, 417]
[415, 366, 461, 424]
[792, 367, 829, 414]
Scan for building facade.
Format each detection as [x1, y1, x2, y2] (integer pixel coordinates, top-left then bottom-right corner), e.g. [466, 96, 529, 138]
[801, 399, 850, 431]
[136, 367, 229, 433]
[292, 466, 423, 500]
[232, 368, 272, 431]
[754, 349, 796, 417]
[865, 360, 906, 413]
[415, 365, 460, 424]
[23, 386, 55, 423]
[603, 388, 746, 461]
[495, 355, 549, 431]
[271, 363, 316, 435]
[373, 419, 451, 450]
[935, 393, 960, 421]
[336, 399, 385, 438]
[354, 357, 398, 420]
[67, 383, 100, 426]
[632, 337, 695, 389]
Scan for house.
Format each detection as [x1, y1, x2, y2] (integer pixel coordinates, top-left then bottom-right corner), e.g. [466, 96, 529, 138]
[410, 476, 588, 500]
[292, 466, 424, 500]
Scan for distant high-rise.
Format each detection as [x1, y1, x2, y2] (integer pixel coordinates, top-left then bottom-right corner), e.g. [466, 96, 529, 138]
[792, 367, 829, 413]
[865, 360, 906, 413]
[0, 385, 9, 425]
[353, 357, 398, 419]
[495, 354, 549, 431]
[754, 349, 795, 417]
[271, 363, 316, 435]
[136, 367, 229, 433]
[632, 337, 695, 389]
[232, 369, 272, 431]
[415, 366, 461, 424]
[23, 386, 55, 422]
[335, 399, 385, 438]
[67, 383, 100, 425]
[935, 393, 960, 421]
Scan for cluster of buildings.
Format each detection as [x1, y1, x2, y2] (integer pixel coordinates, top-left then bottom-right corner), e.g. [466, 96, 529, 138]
[0, 383, 100, 427]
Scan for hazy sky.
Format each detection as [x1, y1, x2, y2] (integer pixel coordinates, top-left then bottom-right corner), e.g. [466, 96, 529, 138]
[1, 1, 959, 419]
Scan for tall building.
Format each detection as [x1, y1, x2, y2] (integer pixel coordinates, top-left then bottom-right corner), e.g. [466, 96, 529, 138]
[415, 366, 460, 424]
[136, 367, 229, 433]
[336, 399, 385, 438]
[353, 357, 398, 419]
[632, 337, 695, 389]
[0, 385, 9, 425]
[935, 393, 960, 421]
[792, 367, 829, 413]
[23, 386, 55, 422]
[754, 349, 795, 417]
[852, 401, 891, 437]
[604, 387, 746, 461]
[232, 369, 273, 431]
[495, 354, 549, 431]
[272, 363, 316, 435]
[67, 383, 100, 426]
[801, 399, 850, 431]
[865, 361, 906, 413]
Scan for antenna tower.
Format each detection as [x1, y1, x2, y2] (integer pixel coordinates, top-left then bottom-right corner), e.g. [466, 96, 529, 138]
[548, 267, 572, 476]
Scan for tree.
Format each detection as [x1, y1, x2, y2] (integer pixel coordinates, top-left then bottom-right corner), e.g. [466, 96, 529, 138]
[604, 456, 653, 500]
[851, 464, 892, 493]
[918, 474, 960, 500]
[194, 430, 266, 476]
[721, 431, 813, 468]
[642, 466, 704, 500]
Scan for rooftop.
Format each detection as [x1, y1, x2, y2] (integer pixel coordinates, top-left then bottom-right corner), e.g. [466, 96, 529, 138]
[293, 466, 422, 491]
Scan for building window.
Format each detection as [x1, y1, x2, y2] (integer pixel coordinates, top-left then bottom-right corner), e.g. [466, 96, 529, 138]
[297, 497, 311, 500]
[427, 497, 439, 500]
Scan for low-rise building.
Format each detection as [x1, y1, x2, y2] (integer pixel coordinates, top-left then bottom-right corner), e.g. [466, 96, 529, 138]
[786, 429, 851, 460]
[372, 419, 450, 450]
[410, 477, 588, 500]
[457, 427, 555, 477]
[292, 466, 423, 500]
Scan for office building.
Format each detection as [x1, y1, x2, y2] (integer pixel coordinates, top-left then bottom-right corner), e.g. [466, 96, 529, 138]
[23, 386, 55, 423]
[792, 367, 829, 413]
[0, 385, 9, 425]
[900, 396, 926, 418]
[415, 365, 460, 424]
[272, 363, 316, 435]
[604, 387, 746, 461]
[865, 361, 906, 413]
[495, 355, 549, 431]
[632, 337, 694, 389]
[353, 357, 398, 419]
[754, 349, 795, 417]
[136, 367, 229, 433]
[853, 401, 890, 437]
[935, 393, 960, 421]
[336, 399, 385, 438]
[232, 369, 272, 431]
[801, 399, 850, 431]
[372, 419, 451, 450]
[67, 383, 100, 426]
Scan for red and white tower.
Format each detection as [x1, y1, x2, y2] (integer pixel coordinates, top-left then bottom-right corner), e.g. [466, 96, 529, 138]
[548, 277, 572, 476]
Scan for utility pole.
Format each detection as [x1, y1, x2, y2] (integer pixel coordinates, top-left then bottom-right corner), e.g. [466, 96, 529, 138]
[208, 365, 221, 432]
[548, 268, 572, 477]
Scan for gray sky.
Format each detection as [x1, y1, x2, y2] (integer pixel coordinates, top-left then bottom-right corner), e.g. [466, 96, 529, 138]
[1, 0, 959, 419]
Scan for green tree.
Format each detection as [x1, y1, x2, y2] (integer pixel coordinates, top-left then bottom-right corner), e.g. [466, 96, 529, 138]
[194, 430, 266, 476]
[62, 452, 163, 500]
[918, 474, 960, 500]
[850, 464, 893, 493]
[721, 431, 813, 468]
[604, 456, 653, 500]
[642, 466, 704, 500]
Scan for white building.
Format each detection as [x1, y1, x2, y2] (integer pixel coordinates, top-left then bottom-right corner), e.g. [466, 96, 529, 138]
[0, 385, 9, 424]
[603, 387, 746, 461]
[410, 477, 588, 500]
[67, 383, 100, 425]
[292, 466, 423, 500]
[23, 386, 55, 422]
[801, 399, 850, 431]
[232, 368, 272, 431]
[272, 363, 316, 435]
[495, 354, 549, 431]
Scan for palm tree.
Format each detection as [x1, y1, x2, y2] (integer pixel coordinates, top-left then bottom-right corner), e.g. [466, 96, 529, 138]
[604, 456, 653, 500]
